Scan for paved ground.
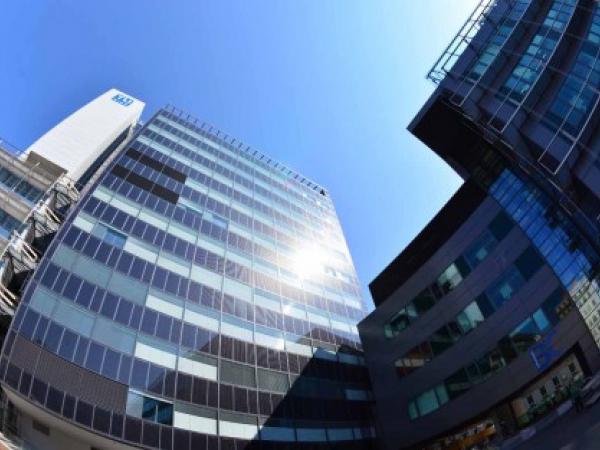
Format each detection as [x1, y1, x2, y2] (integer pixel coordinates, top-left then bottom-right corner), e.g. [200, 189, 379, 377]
[514, 400, 600, 449]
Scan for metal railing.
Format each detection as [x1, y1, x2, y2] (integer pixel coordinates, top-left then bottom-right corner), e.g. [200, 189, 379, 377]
[427, 0, 499, 84]
[163, 105, 328, 195]
[0, 139, 24, 158]
[0, 174, 80, 316]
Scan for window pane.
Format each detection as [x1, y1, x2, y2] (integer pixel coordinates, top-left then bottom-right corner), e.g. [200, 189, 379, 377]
[408, 401, 419, 419]
[510, 317, 541, 352]
[533, 309, 551, 332]
[445, 369, 470, 399]
[416, 389, 439, 416]
[436, 263, 463, 295]
[464, 230, 497, 268]
[456, 302, 485, 333]
[413, 289, 436, 313]
[104, 227, 127, 249]
[435, 384, 449, 406]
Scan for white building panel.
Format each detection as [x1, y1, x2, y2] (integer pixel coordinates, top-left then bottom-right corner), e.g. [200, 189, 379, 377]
[24, 88, 144, 180]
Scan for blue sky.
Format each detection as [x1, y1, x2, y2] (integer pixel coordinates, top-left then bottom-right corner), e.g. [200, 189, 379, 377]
[0, 1, 478, 307]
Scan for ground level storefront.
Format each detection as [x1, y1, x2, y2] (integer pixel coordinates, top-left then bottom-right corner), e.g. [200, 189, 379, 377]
[416, 348, 590, 450]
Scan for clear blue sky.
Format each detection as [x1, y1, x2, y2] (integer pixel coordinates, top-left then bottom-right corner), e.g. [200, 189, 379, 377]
[0, 1, 478, 308]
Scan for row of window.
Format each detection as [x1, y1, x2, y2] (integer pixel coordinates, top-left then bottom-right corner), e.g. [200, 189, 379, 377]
[157, 112, 332, 220]
[156, 112, 332, 215]
[0, 166, 44, 204]
[395, 246, 544, 376]
[468, 0, 531, 80]
[84, 202, 358, 333]
[145, 122, 336, 237]
[142, 122, 339, 248]
[463, 1, 600, 147]
[489, 169, 600, 345]
[109, 152, 359, 298]
[44, 236, 361, 372]
[73, 216, 359, 347]
[109, 151, 355, 292]
[408, 287, 571, 419]
[37, 257, 368, 385]
[83, 188, 363, 323]
[127, 183, 348, 302]
[126, 135, 350, 277]
[545, 6, 600, 137]
[130, 134, 347, 274]
[384, 211, 513, 339]
[122, 142, 326, 251]
[490, 171, 594, 284]
[12, 306, 372, 423]
[130, 134, 349, 273]
[1, 356, 372, 450]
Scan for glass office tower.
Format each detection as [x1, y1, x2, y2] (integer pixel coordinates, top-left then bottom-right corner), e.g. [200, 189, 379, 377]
[0, 88, 142, 382]
[413, 0, 600, 352]
[0, 106, 374, 450]
[360, 1, 600, 449]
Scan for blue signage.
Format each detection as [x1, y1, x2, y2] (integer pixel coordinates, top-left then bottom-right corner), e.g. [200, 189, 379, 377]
[529, 329, 561, 372]
[111, 94, 134, 107]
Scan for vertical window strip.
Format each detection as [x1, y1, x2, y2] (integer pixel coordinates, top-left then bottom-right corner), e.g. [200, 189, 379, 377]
[468, 0, 532, 80]
[500, 0, 577, 102]
[544, 6, 600, 136]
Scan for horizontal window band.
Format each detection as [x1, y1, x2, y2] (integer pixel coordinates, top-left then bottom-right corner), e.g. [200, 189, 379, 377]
[111, 164, 179, 204]
[52, 229, 361, 354]
[125, 148, 187, 183]
[154, 112, 329, 218]
[78, 196, 362, 333]
[102, 167, 360, 302]
[35, 259, 369, 385]
[7, 314, 373, 424]
[1, 350, 376, 446]
[84, 193, 359, 316]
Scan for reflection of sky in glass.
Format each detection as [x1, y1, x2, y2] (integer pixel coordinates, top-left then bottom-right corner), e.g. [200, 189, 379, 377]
[490, 168, 600, 345]
[405, 163, 600, 417]
[0, 209, 20, 239]
[533, 309, 551, 331]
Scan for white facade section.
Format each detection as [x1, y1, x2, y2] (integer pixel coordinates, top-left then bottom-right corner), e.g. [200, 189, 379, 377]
[25, 88, 144, 180]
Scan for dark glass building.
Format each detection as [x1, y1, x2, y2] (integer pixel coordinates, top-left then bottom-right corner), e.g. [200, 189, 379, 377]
[0, 105, 375, 449]
[360, 1, 600, 449]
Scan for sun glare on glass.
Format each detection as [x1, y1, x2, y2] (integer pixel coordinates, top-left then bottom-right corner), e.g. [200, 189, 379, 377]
[291, 245, 326, 279]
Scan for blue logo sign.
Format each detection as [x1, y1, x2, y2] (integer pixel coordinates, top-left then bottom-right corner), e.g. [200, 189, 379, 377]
[529, 329, 561, 372]
[112, 94, 134, 107]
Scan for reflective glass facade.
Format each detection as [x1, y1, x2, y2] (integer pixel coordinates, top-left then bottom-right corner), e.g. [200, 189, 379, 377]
[383, 211, 513, 339]
[0, 108, 375, 449]
[395, 246, 544, 376]
[404, 162, 600, 420]
[0, 166, 44, 205]
[489, 168, 600, 345]
[408, 287, 572, 419]
[499, 0, 577, 102]
[363, 1, 600, 448]
[467, 0, 531, 81]
[544, 5, 600, 136]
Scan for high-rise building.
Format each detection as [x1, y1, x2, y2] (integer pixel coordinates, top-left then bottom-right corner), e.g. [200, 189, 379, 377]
[0, 138, 73, 343]
[360, 1, 600, 449]
[0, 97, 375, 449]
[0, 88, 144, 447]
[360, 180, 600, 449]
[0, 88, 142, 256]
[0, 88, 142, 349]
